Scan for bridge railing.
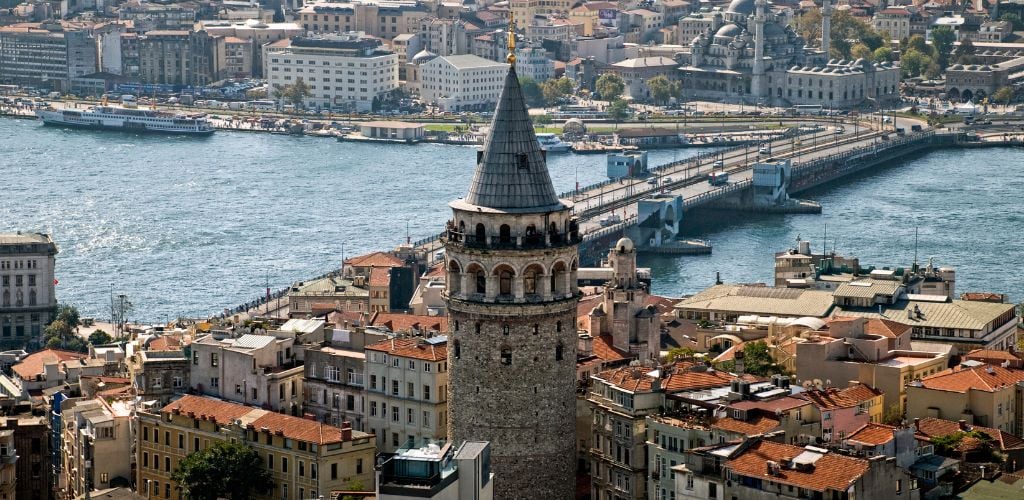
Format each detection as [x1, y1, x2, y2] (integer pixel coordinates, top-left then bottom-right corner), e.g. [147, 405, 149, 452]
[682, 178, 753, 210]
[582, 215, 639, 242]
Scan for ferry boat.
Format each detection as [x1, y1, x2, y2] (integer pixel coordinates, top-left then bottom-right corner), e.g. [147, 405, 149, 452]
[536, 133, 571, 152]
[35, 104, 215, 135]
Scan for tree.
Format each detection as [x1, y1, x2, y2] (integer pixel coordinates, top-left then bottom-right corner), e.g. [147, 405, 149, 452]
[900, 48, 932, 78]
[607, 98, 630, 121]
[56, 304, 80, 330]
[954, 38, 976, 63]
[553, 76, 574, 96]
[993, 86, 1014, 106]
[172, 441, 274, 500]
[851, 43, 873, 60]
[540, 79, 564, 106]
[519, 77, 544, 107]
[340, 479, 368, 500]
[873, 46, 894, 63]
[1000, 12, 1023, 31]
[924, 62, 942, 80]
[794, 9, 822, 46]
[532, 114, 553, 125]
[906, 35, 932, 57]
[88, 329, 112, 345]
[930, 26, 957, 68]
[646, 75, 673, 105]
[882, 403, 903, 426]
[283, 77, 311, 107]
[667, 347, 695, 362]
[740, 341, 778, 376]
[595, 74, 625, 101]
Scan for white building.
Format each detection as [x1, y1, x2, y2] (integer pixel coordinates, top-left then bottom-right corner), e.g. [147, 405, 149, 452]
[265, 33, 399, 112]
[515, 46, 555, 83]
[377, 441, 494, 499]
[60, 397, 133, 498]
[365, 336, 448, 453]
[189, 333, 304, 414]
[0, 233, 57, 348]
[419, 54, 507, 111]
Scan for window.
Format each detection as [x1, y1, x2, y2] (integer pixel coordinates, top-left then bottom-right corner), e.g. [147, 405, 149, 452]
[211, 352, 218, 367]
[154, 454, 160, 471]
[251, 387, 258, 400]
[282, 457, 288, 473]
[424, 363, 432, 373]
[165, 456, 170, 472]
[501, 347, 512, 365]
[331, 463, 338, 480]
[408, 360, 416, 370]
[299, 461, 305, 477]
[392, 357, 400, 367]
[370, 374, 377, 390]
[685, 474, 694, 489]
[192, 352, 199, 365]
[392, 405, 400, 422]
[408, 408, 415, 424]
[408, 382, 415, 398]
[423, 385, 431, 401]
[556, 343, 564, 361]
[210, 377, 219, 388]
[392, 380, 399, 396]
[423, 410, 431, 428]
[178, 433, 184, 449]
[357, 458, 363, 474]
[370, 401, 377, 417]
[143, 452, 149, 468]
[311, 463, 318, 480]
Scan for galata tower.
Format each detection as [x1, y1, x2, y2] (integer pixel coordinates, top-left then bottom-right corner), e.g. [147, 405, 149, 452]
[443, 18, 580, 499]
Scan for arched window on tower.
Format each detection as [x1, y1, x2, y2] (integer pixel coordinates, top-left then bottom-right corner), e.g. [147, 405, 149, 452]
[475, 322, 481, 334]
[502, 324, 509, 336]
[499, 224, 511, 245]
[448, 260, 461, 295]
[556, 320, 563, 333]
[454, 340, 461, 359]
[500, 346, 512, 365]
[475, 268, 486, 294]
[475, 223, 486, 244]
[555, 342, 564, 361]
[497, 268, 513, 297]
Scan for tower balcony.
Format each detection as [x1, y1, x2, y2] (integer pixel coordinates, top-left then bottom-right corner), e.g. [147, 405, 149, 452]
[443, 219, 580, 252]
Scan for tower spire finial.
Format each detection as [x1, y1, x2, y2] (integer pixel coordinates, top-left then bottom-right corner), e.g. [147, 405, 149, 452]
[507, 12, 517, 64]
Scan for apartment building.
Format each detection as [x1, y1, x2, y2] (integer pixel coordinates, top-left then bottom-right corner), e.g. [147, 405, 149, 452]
[365, 337, 448, 453]
[418, 54, 507, 112]
[0, 26, 71, 90]
[189, 333, 303, 414]
[5, 349, 104, 400]
[59, 398, 133, 498]
[265, 33, 399, 112]
[872, 8, 911, 41]
[197, 20, 304, 77]
[906, 362, 1024, 435]
[1, 413, 51, 500]
[287, 276, 370, 319]
[136, 395, 376, 500]
[0, 233, 58, 349]
[297, 0, 432, 40]
[0, 428, 13, 500]
[135, 30, 219, 86]
[127, 347, 190, 406]
[303, 342, 368, 430]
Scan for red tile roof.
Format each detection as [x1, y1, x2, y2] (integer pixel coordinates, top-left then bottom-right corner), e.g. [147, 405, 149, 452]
[798, 388, 861, 410]
[12, 349, 88, 380]
[963, 349, 1024, 368]
[368, 267, 391, 287]
[837, 382, 883, 403]
[845, 423, 898, 446]
[369, 312, 447, 333]
[591, 334, 630, 363]
[147, 335, 182, 351]
[163, 395, 361, 445]
[863, 318, 912, 338]
[729, 396, 811, 414]
[365, 337, 447, 361]
[712, 415, 781, 436]
[960, 292, 1005, 302]
[424, 262, 445, 278]
[727, 440, 871, 492]
[595, 362, 745, 393]
[345, 251, 403, 268]
[917, 364, 1024, 393]
[915, 417, 1024, 451]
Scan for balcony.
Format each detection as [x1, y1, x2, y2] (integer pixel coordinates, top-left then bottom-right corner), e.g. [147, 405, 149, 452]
[443, 221, 581, 252]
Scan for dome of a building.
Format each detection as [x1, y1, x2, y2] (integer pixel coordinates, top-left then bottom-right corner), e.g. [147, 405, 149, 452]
[727, 0, 755, 16]
[245, 19, 268, 28]
[615, 237, 635, 253]
[412, 49, 438, 64]
[714, 23, 743, 39]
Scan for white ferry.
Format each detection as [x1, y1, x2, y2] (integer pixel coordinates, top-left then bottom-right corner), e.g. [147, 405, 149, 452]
[536, 133, 571, 153]
[35, 104, 215, 135]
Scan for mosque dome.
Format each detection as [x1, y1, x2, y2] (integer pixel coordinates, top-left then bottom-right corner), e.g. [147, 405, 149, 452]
[715, 23, 743, 39]
[727, 0, 755, 16]
[615, 237, 635, 253]
[412, 49, 438, 64]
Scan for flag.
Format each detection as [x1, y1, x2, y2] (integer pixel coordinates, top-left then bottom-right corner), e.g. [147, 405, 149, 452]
[53, 279, 59, 285]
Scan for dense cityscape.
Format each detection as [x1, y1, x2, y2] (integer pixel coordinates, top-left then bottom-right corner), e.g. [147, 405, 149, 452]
[2, 0, 1024, 498]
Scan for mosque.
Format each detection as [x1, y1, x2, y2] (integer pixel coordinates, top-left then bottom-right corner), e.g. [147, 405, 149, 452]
[677, 0, 901, 107]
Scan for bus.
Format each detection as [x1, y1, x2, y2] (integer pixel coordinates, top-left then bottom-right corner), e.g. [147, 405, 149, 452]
[791, 104, 824, 115]
[709, 171, 730, 186]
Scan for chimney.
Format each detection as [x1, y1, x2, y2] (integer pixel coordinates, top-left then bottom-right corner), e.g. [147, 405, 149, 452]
[958, 419, 968, 431]
[733, 349, 745, 375]
[578, 334, 594, 356]
[341, 421, 353, 441]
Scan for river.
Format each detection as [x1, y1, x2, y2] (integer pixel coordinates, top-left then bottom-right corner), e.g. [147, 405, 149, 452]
[1, 117, 1020, 321]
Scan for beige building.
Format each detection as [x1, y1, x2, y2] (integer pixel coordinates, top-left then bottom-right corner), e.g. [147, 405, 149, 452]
[137, 395, 376, 500]
[189, 333, 304, 414]
[419, 54, 508, 111]
[0, 233, 58, 349]
[364, 337, 448, 452]
[907, 363, 1024, 436]
[0, 428, 13, 500]
[197, 20, 304, 77]
[265, 33, 399, 113]
[511, 0, 573, 27]
[872, 8, 911, 41]
[59, 398, 133, 498]
[298, 0, 431, 40]
[136, 30, 220, 86]
[127, 347, 190, 406]
[287, 275, 370, 319]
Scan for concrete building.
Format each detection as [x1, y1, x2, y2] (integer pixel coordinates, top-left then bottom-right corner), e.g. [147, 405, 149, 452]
[417, 17, 475, 57]
[302, 334, 372, 429]
[873, 8, 912, 41]
[0, 25, 70, 90]
[189, 333, 304, 414]
[288, 276, 370, 319]
[906, 362, 1024, 435]
[136, 30, 219, 86]
[219, 36, 254, 78]
[408, 263, 447, 316]
[298, 0, 432, 40]
[126, 347, 189, 406]
[118, 5, 196, 31]
[137, 395, 376, 500]
[510, 0, 572, 26]
[442, 46, 580, 498]
[5, 349, 104, 399]
[365, 337, 448, 453]
[59, 398, 132, 498]
[198, 20, 304, 78]
[377, 441, 494, 500]
[418, 54, 507, 111]
[265, 33, 399, 112]
[674, 436, 920, 500]
[0, 427, 13, 500]
[514, 45, 554, 82]
[1, 413, 51, 500]
[0, 233, 57, 349]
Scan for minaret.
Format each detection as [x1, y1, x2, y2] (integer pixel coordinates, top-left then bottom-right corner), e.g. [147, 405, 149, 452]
[443, 12, 580, 500]
[822, 0, 832, 58]
[751, 0, 767, 98]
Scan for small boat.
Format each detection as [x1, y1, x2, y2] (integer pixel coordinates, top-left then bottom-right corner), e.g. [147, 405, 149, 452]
[536, 133, 571, 152]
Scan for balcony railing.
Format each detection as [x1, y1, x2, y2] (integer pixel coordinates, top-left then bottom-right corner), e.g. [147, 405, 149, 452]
[443, 221, 580, 251]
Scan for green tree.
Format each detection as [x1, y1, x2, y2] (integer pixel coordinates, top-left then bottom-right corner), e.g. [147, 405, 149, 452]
[740, 341, 778, 376]
[283, 77, 311, 107]
[519, 77, 544, 107]
[646, 75, 673, 105]
[794, 9, 822, 46]
[882, 403, 903, 426]
[607, 98, 631, 121]
[540, 79, 564, 106]
[954, 38, 976, 63]
[172, 441, 274, 500]
[56, 304, 80, 330]
[554, 76, 574, 96]
[924, 62, 942, 80]
[667, 347, 695, 362]
[88, 329, 112, 345]
[532, 114, 553, 125]
[906, 35, 932, 57]
[595, 74, 625, 101]
[1000, 12, 1023, 31]
[851, 43, 873, 60]
[873, 46, 894, 62]
[900, 48, 932, 77]
[993, 86, 1014, 106]
[930, 26, 957, 68]
[340, 479, 368, 500]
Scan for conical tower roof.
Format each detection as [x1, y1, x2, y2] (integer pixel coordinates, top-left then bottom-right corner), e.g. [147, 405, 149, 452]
[463, 66, 563, 211]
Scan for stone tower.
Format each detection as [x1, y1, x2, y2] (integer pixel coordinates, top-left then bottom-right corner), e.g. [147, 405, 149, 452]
[751, 0, 767, 98]
[442, 32, 580, 499]
[822, 0, 833, 58]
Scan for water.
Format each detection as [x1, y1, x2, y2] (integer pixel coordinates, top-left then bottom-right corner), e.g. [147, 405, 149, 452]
[2, 118, 1021, 321]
